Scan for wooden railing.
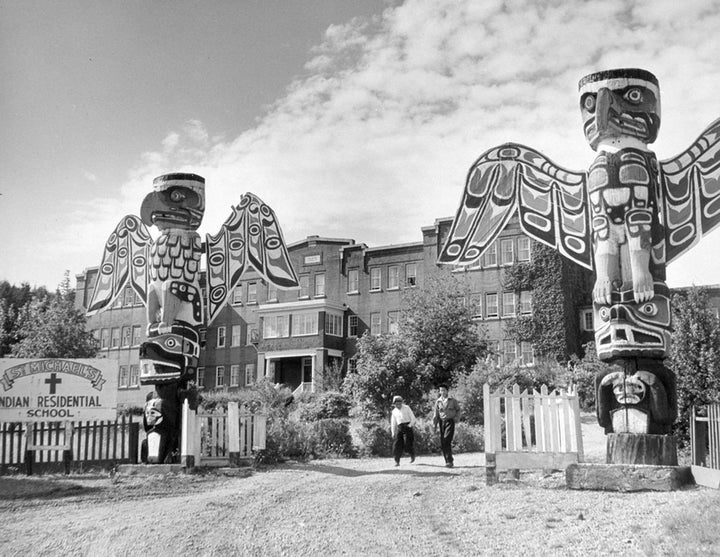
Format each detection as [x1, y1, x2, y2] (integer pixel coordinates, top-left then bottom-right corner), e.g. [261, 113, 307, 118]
[0, 417, 140, 474]
[690, 403, 720, 489]
[181, 401, 267, 468]
[483, 383, 583, 484]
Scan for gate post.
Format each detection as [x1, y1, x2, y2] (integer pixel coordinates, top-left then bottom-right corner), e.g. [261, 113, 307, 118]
[228, 402, 240, 465]
[181, 399, 196, 469]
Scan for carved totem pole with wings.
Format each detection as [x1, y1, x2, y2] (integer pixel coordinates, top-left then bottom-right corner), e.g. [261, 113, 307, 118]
[439, 69, 720, 446]
[87, 173, 298, 463]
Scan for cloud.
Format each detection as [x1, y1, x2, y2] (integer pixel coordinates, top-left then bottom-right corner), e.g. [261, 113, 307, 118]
[37, 0, 720, 288]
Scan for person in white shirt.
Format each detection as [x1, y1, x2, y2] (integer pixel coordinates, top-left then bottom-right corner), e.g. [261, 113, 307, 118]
[390, 395, 416, 466]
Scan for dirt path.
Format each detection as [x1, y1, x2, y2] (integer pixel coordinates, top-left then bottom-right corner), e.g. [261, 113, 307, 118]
[0, 420, 716, 556]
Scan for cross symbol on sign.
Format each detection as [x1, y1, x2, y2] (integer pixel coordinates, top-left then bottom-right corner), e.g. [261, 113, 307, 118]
[44, 373, 62, 394]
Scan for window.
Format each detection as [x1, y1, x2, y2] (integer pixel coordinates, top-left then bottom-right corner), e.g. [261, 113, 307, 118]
[263, 315, 289, 338]
[580, 309, 594, 332]
[267, 283, 278, 302]
[121, 326, 132, 347]
[521, 342, 534, 366]
[502, 292, 516, 317]
[370, 313, 381, 335]
[348, 358, 357, 374]
[388, 311, 400, 334]
[483, 243, 497, 267]
[299, 276, 310, 298]
[101, 329, 110, 349]
[216, 366, 225, 388]
[348, 269, 359, 293]
[232, 286, 243, 305]
[486, 293, 498, 318]
[405, 264, 417, 287]
[132, 325, 142, 346]
[111, 328, 120, 348]
[247, 283, 257, 304]
[119, 365, 129, 388]
[501, 239, 514, 265]
[230, 365, 241, 387]
[388, 266, 399, 289]
[314, 274, 325, 297]
[302, 357, 313, 382]
[470, 294, 483, 319]
[129, 365, 139, 387]
[519, 291, 532, 315]
[231, 325, 242, 346]
[503, 340, 517, 365]
[292, 313, 318, 336]
[348, 315, 359, 337]
[197, 367, 205, 388]
[518, 237, 531, 261]
[123, 286, 135, 306]
[325, 313, 343, 336]
[199, 327, 207, 345]
[217, 326, 226, 348]
[370, 268, 381, 291]
[247, 327, 258, 345]
[245, 364, 256, 386]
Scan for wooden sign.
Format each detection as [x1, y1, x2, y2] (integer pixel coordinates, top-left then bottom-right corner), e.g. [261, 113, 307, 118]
[0, 358, 118, 422]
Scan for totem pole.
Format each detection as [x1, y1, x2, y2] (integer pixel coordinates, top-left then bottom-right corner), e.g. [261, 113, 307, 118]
[439, 68, 720, 464]
[88, 173, 298, 463]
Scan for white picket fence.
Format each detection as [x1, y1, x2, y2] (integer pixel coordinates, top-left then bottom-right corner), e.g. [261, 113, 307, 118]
[483, 383, 583, 483]
[181, 401, 267, 467]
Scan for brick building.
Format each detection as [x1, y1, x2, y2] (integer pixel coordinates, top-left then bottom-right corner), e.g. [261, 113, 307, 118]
[75, 216, 595, 410]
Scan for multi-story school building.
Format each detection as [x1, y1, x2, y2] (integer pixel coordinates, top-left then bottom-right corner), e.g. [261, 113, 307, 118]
[75, 215, 598, 410]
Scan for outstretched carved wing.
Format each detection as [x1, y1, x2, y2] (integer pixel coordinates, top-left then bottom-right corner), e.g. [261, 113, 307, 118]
[438, 143, 593, 270]
[87, 215, 152, 315]
[659, 118, 720, 264]
[205, 192, 299, 324]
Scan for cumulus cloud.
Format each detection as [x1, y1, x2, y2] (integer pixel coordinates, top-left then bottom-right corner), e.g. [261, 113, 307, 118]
[56, 0, 720, 287]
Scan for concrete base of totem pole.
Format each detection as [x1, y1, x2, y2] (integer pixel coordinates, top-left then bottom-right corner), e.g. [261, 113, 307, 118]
[566, 462, 692, 491]
[117, 463, 187, 476]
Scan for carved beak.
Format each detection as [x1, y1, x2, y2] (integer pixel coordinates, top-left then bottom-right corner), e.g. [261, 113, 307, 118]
[595, 87, 612, 135]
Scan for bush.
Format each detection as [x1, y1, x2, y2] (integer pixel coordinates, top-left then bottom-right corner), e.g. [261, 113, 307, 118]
[452, 422, 484, 453]
[310, 419, 356, 458]
[353, 421, 393, 457]
[296, 391, 352, 421]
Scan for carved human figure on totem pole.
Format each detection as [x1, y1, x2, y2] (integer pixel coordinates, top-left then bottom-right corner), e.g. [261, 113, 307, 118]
[88, 173, 298, 463]
[438, 68, 720, 436]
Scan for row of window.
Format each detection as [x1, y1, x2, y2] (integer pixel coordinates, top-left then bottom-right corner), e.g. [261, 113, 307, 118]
[486, 340, 535, 366]
[263, 312, 344, 339]
[472, 291, 532, 319]
[214, 324, 258, 348]
[351, 263, 418, 294]
[96, 325, 144, 350]
[461, 237, 531, 270]
[118, 365, 139, 389]
[196, 364, 256, 389]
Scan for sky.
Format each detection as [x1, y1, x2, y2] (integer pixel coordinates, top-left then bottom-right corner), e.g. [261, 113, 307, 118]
[1, 0, 719, 291]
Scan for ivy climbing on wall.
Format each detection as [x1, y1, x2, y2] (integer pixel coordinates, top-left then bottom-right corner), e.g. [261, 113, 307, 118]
[503, 241, 593, 363]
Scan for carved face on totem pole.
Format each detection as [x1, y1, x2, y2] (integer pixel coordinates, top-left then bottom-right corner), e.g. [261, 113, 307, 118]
[439, 67, 720, 434]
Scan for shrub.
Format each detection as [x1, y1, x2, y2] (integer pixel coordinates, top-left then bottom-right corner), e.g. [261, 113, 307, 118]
[452, 422, 484, 453]
[353, 421, 393, 457]
[296, 391, 352, 421]
[310, 419, 356, 458]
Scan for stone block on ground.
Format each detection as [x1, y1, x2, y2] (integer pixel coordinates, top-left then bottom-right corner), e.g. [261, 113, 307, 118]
[566, 463, 692, 491]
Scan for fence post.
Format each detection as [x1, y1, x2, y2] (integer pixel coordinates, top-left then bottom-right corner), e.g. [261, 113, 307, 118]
[128, 418, 140, 464]
[24, 422, 33, 476]
[254, 407, 267, 451]
[181, 399, 196, 469]
[228, 402, 240, 465]
[62, 421, 73, 475]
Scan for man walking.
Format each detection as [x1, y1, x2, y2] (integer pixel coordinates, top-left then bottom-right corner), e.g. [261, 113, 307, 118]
[390, 395, 416, 466]
[433, 384, 461, 468]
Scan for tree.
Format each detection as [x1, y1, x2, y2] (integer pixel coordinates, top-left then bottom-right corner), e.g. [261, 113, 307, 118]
[344, 273, 487, 417]
[669, 287, 720, 444]
[343, 333, 429, 419]
[10, 276, 98, 359]
[401, 273, 487, 386]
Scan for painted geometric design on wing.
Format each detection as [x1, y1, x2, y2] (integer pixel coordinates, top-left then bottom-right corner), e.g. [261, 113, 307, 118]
[87, 215, 151, 315]
[660, 118, 720, 263]
[439, 143, 592, 271]
[205, 204, 247, 325]
[205, 192, 299, 325]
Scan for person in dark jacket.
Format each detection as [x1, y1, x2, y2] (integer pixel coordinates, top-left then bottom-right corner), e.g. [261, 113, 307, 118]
[433, 385, 461, 467]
